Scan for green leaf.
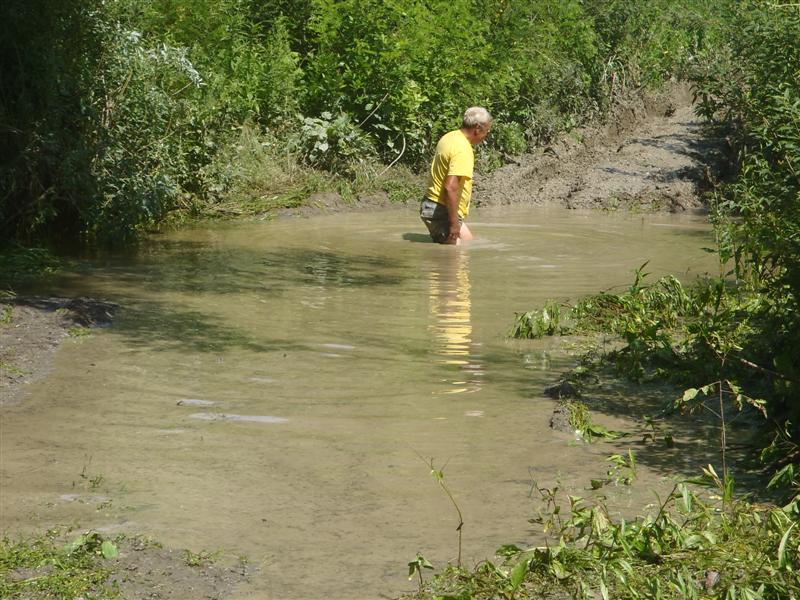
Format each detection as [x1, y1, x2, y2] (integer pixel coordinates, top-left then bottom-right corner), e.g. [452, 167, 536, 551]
[682, 534, 705, 549]
[679, 484, 693, 513]
[510, 557, 529, 590]
[767, 464, 795, 490]
[682, 388, 699, 401]
[550, 560, 568, 580]
[101, 540, 118, 559]
[67, 534, 88, 554]
[496, 543, 524, 557]
[617, 559, 634, 575]
[777, 522, 797, 569]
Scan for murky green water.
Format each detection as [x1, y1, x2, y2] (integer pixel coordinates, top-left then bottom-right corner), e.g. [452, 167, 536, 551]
[1, 205, 720, 598]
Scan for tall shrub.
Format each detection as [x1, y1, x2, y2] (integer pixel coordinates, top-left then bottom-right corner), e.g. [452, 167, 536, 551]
[692, 2, 800, 427]
[0, 0, 101, 241]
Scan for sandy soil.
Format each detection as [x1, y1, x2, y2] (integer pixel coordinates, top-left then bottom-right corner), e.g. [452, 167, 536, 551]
[0, 83, 728, 598]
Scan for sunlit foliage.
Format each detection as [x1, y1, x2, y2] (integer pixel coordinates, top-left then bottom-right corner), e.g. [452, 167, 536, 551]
[0, 0, 730, 244]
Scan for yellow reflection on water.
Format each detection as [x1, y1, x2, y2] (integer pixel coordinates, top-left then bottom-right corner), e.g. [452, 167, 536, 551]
[428, 249, 484, 394]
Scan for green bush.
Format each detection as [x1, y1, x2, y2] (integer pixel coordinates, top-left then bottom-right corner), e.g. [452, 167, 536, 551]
[691, 2, 800, 430]
[0, 0, 739, 245]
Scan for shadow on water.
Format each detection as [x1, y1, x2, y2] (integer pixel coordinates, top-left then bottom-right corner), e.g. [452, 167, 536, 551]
[77, 243, 409, 296]
[402, 232, 434, 243]
[598, 379, 757, 471]
[107, 299, 309, 354]
[286, 248, 407, 286]
[56, 244, 410, 354]
[532, 363, 765, 486]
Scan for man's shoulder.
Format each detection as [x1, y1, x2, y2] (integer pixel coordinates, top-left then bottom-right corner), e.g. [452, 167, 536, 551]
[437, 129, 470, 153]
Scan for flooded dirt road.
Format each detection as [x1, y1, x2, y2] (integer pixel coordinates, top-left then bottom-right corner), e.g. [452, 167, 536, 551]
[1, 206, 721, 598]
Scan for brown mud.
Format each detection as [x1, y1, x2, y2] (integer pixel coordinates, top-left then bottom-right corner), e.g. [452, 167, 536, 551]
[476, 82, 727, 212]
[0, 83, 727, 598]
[0, 297, 117, 405]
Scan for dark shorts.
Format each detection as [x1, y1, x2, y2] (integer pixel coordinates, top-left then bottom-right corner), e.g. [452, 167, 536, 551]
[420, 198, 461, 244]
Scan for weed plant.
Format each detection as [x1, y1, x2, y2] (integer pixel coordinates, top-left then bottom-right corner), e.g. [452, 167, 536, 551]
[512, 263, 795, 477]
[0, 529, 119, 598]
[504, 246, 800, 597]
[406, 472, 800, 599]
[690, 1, 800, 440]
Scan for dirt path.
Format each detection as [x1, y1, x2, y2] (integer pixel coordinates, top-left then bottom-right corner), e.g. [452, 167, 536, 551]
[477, 83, 726, 212]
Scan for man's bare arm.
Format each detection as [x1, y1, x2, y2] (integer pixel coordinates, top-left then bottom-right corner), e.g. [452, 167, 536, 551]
[442, 175, 462, 244]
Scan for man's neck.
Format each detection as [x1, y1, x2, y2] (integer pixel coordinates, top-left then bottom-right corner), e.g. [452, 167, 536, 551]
[460, 127, 479, 146]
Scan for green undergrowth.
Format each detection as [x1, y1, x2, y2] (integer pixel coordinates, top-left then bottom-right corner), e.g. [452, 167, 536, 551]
[405, 472, 800, 600]
[513, 263, 799, 487]
[2, 0, 734, 245]
[0, 529, 120, 598]
[0, 245, 62, 291]
[488, 257, 800, 597]
[512, 264, 789, 414]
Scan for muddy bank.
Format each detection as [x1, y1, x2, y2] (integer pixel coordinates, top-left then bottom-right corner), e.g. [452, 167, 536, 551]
[104, 537, 248, 599]
[3, 532, 248, 599]
[0, 297, 117, 405]
[1, 299, 254, 597]
[476, 83, 728, 212]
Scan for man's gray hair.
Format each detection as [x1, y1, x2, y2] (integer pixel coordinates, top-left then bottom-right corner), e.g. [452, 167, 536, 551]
[462, 106, 493, 129]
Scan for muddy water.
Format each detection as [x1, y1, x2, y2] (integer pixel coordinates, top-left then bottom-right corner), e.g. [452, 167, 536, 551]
[1, 206, 720, 598]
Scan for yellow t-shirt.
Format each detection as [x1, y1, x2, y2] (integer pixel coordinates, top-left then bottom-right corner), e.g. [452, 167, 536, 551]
[426, 129, 474, 218]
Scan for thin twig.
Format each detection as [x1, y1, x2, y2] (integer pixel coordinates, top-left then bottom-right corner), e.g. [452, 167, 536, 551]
[719, 380, 728, 490]
[732, 353, 799, 382]
[413, 450, 464, 567]
[378, 134, 406, 177]
[357, 92, 389, 128]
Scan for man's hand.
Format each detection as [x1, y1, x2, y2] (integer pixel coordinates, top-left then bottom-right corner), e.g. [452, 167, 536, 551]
[444, 227, 460, 244]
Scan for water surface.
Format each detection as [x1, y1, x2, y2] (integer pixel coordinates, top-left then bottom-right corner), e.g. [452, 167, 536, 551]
[1, 205, 720, 598]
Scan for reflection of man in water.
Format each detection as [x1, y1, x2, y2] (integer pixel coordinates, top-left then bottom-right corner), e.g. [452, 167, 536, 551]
[428, 250, 483, 394]
[420, 107, 492, 245]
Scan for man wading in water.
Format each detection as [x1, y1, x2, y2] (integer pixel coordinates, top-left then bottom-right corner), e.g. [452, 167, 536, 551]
[420, 107, 492, 244]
